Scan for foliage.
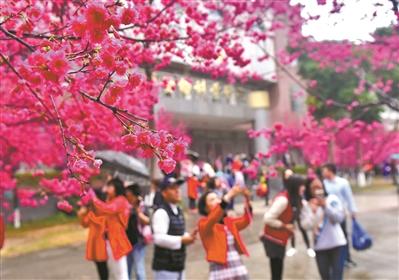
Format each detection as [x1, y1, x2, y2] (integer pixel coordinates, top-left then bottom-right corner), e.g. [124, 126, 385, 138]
[0, 0, 398, 211]
[249, 116, 399, 169]
[298, 55, 383, 122]
[297, 26, 399, 122]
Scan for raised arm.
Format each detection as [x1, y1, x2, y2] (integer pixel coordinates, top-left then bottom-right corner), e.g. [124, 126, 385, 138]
[93, 196, 124, 215]
[232, 196, 253, 231]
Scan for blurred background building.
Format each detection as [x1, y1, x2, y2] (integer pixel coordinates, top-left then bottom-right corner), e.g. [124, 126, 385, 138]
[155, 26, 307, 161]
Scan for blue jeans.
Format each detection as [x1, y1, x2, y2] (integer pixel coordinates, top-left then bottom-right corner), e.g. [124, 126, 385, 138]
[153, 270, 184, 280]
[316, 246, 345, 280]
[127, 243, 146, 280]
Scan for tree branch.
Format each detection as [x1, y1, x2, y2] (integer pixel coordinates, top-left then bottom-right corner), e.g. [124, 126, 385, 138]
[120, 34, 189, 43]
[79, 90, 149, 129]
[50, 95, 88, 188]
[97, 71, 115, 101]
[0, 4, 32, 26]
[0, 26, 35, 52]
[118, 0, 176, 31]
[0, 53, 55, 119]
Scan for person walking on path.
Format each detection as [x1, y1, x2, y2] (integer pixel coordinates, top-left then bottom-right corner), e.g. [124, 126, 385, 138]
[302, 176, 347, 280]
[90, 178, 132, 280]
[152, 176, 197, 280]
[125, 184, 151, 280]
[322, 163, 357, 267]
[197, 185, 252, 280]
[261, 175, 308, 280]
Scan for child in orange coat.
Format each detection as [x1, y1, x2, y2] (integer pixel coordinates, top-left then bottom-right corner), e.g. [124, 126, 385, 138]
[197, 185, 252, 280]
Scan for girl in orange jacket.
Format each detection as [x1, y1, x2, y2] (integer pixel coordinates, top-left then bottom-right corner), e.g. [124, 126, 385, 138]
[78, 206, 108, 280]
[197, 185, 252, 280]
[90, 178, 132, 280]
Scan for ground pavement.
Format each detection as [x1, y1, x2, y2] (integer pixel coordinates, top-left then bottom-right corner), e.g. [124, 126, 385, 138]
[2, 189, 398, 280]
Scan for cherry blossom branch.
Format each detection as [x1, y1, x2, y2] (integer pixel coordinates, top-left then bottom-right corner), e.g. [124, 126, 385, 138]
[120, 34, 189, 43]
[117, 0, 176, 31]
[67, 64, 88, 75]
[0, 26, 35, 52]
[258, 46, 395, 112]
[78, 90, 149, 128]
[357, 69, 399, 112]
[0, 4, 32, 26]
[105, 0, 122, 8]
[50, 95, 88, 187]
[21, 32, 78, 41]
[97, 71, 115, 101]
[0, 53, 55, 119]
[2, 117, 55, 127]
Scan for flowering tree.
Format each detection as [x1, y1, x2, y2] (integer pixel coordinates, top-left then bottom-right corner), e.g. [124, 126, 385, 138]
[1, 0, 398, 212]
[249, 117, 399, 171]
[0, 0, 296, 209]
[0, 1, 302, 201]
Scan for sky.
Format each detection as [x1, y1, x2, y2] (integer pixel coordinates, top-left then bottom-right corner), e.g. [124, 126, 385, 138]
[297, 0, 397, 42]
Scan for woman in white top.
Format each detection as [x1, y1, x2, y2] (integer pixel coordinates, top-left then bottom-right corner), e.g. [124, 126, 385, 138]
[302, 177, 346, 280]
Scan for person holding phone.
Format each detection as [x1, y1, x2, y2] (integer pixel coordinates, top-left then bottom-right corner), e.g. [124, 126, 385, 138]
[302, 177, 347, 280]
[197, 185, 252, 280]
[152, 176, 197, 280]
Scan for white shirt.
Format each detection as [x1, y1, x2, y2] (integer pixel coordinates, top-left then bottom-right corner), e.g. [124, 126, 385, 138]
[144, 191, 155, 208]
[324, 176, 357, 214]
[152, 203, 187, 250]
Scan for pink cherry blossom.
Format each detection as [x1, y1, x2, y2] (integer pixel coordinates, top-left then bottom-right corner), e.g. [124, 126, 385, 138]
[57, 200, 73, 213]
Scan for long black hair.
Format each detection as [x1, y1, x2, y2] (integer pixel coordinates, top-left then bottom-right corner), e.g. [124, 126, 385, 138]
[107, 177, 125, 197]
[198, 190, 213, 216]
[198, 191, 228, 224]
[284, 175, 306, 219]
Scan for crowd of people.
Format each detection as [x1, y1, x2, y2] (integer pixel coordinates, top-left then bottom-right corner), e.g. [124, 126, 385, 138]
[77, 152, 359, 280]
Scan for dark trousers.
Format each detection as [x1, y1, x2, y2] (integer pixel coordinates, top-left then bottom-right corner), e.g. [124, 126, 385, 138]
[188, 197, 196, 209]
[340, 219, 352, 262]
[95, 261, 108, 280]
[290, 221, 310, 249]
[269, 258, 283, 280]
[261, 237, 285, 280]
[315, 246, 344, 280]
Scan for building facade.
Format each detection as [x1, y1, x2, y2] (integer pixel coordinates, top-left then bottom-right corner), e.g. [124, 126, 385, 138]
[155, 30, 306, 161]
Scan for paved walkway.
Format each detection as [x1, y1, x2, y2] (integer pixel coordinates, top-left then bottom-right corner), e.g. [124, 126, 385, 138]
[2, 189, 398, 280]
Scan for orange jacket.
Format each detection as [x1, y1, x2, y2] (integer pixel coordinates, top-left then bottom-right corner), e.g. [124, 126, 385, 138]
[198, 202, 252, 265]
[187, 176, 199, 199]
[93, 196, 132, 260]
[79, 210, 107, 261]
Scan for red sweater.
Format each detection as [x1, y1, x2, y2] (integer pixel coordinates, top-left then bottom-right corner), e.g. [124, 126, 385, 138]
[263, 191, 293, 246]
